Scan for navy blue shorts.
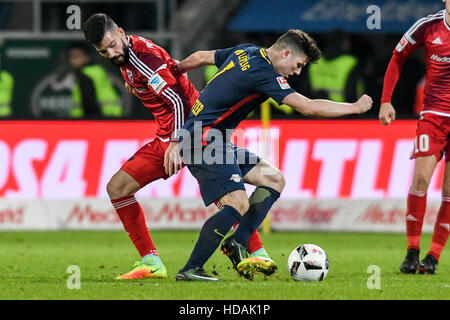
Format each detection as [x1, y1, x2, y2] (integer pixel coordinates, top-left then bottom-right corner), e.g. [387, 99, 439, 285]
[185, 142, 261, 206]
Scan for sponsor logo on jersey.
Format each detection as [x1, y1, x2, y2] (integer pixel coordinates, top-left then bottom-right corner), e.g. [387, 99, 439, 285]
[395, 37, 408, 52]
[192, 99, 204, 116]
[229, 174, 242, 183]
[430, 54, 450, 63]
[126, 69, 134, 83]
[148, 73, 167, 93]
[432, 37, 442, 45]
[277, 77, 290, 90]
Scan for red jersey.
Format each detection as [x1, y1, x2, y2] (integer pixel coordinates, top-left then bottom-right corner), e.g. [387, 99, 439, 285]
[120, 35, 199, 140]
[382, 10, 450, 115]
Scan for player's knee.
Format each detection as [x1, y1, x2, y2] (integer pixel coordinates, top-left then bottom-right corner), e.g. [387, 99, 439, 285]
[106, 179, 121, 199]
[262, 168, 285, 193]
[228, 198, 249, 215]
[411, 172, 431, 191]
[270, 170, 285, 193]
[106, 178, 130, 199]
[223, 191, 249, 215]
[237, 200, 250, 215]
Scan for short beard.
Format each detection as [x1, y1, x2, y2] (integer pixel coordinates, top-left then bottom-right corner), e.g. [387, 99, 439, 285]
[109, 39, 130, 67]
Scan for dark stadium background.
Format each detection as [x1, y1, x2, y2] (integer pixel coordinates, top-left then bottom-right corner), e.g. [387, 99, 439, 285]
[0, 0, 436, 120]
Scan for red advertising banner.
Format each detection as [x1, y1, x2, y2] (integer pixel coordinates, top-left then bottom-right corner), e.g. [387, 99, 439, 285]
[0, 119, 442, 200]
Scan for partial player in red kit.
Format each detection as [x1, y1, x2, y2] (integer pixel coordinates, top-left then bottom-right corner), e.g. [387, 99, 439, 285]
[379, 1, 450, 274]
[82, 13, 268, 279]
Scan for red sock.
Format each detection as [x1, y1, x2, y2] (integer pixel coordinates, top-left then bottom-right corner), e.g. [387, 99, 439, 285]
[405, 190, 427, 251]
[428, 198, 450, 261]
[111, 195, 157, 258]
[232, 222, 263, 254]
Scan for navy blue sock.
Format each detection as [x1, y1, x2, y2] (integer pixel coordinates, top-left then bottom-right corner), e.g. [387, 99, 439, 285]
[182, 205, 241, 271]
[234, 186, 280, 247]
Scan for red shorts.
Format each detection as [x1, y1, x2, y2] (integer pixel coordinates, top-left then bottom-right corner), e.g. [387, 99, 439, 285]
[411, 113, 450, 162]
[121, 138, 173, 187]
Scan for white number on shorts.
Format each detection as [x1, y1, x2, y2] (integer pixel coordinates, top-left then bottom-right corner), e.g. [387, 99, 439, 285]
[414, 134, 429, 153]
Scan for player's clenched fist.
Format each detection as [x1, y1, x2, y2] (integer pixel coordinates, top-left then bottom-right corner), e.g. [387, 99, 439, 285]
[354, 94, 373, 114]
[378, 102, 396, 125]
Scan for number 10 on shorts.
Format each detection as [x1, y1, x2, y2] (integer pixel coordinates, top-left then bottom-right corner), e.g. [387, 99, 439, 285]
[414, 134, 430, 153]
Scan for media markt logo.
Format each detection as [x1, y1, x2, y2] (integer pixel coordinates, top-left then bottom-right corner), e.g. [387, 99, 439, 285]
[430, 54, 450, 63]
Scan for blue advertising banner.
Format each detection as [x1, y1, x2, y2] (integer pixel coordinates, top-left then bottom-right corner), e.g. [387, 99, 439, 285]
[228, 0, 444, 33]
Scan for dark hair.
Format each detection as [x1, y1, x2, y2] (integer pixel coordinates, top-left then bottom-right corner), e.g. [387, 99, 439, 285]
[82, 13, 117, 45]
[274, 30, 321, 64]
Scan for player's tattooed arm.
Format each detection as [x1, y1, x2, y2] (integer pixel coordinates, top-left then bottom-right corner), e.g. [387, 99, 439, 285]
[282, 92, 373, 118]
[177, 50, 216, 73]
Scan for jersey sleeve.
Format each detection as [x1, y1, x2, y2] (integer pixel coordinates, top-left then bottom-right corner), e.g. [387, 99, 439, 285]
[401, 16, 429, 53]
[251, 65, 295, 105]
[214, 44, 253, 68]
[134, 52, 191, 139]
[214, 47, 235, 68]
[381, 18, 428, 104]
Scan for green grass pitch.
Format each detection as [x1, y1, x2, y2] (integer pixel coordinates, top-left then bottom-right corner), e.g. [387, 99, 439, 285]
[0, 230, 448, 300]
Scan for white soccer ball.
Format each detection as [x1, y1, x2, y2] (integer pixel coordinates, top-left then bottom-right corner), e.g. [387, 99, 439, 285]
[288, 244, 329, 282]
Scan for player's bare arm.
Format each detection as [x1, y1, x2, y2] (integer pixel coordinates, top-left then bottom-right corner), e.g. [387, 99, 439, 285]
[177, 50, 216, 73]
[282, 92, 372, 118]
[379, 102, 396, 125]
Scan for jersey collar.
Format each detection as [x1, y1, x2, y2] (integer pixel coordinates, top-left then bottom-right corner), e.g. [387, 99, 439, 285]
[260, 48, 272, 65]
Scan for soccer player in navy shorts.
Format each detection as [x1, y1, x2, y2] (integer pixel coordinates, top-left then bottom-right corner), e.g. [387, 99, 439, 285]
[82, 13, 270, 280]
[380, 0, 450, 275]
[164, 30, 373, 281]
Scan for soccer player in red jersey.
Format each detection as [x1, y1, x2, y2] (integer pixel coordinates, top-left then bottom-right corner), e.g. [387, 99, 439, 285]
[82, 13, 268, 279]
[379, 1, 450, 274]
